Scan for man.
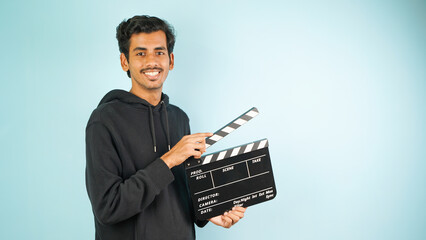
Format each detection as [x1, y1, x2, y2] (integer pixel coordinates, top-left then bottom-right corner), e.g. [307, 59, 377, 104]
[85, 15, 246, 240]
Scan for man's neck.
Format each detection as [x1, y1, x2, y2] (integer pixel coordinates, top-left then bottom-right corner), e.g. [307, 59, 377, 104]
[129, 87, 162, 106]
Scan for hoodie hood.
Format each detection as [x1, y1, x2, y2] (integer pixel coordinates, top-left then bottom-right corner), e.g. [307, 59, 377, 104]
[98, 89, 170, 108]
[98, 89, 171, 153]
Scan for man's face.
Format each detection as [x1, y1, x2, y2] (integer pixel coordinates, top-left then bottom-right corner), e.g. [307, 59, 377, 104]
[121, 30, 174, 92]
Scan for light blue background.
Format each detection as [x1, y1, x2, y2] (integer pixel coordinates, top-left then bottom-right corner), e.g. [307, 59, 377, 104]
[1, 0, 425, 239]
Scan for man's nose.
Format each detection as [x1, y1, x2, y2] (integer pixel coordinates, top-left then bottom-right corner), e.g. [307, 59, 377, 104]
[145, 53, 158, 67]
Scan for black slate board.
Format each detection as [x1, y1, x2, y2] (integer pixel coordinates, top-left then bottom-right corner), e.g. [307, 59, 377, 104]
[185, 141, 277, 220]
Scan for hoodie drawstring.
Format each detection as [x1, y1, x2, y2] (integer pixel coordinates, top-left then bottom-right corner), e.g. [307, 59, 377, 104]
[148, 106, 157, 153]
[161, 101, 171, 151]
[148, 101, 171, 153]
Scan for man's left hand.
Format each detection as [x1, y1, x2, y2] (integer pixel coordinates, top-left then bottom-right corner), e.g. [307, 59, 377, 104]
[208, 206, 247, 228]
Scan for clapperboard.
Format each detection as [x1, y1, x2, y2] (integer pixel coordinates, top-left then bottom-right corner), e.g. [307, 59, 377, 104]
[185, 107, 277, 220]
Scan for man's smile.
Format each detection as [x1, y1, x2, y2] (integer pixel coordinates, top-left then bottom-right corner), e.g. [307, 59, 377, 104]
[141, 68, 163, 80]
[144, 71, 159, 76]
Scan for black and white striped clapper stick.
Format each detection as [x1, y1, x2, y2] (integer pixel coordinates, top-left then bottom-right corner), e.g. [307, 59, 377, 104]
[202, 138, 269, 165]
[205, 107, 259, 149]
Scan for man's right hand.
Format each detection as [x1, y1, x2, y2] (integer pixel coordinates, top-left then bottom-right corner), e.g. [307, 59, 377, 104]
[161, 132, 213, 169]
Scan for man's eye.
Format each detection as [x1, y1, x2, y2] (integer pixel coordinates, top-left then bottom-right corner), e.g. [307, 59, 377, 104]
[157, 52, 165, 55]
[136, 52, 145, 56]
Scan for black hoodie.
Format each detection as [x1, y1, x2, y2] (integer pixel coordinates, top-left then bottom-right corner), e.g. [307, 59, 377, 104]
[85, 90, 207, 240]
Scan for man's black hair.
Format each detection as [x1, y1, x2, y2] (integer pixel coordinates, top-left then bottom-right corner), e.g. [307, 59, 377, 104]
[116, 15, 176, 78]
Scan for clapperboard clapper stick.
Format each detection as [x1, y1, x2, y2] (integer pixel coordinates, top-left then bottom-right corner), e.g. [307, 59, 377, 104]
[185, 107, 277, 220]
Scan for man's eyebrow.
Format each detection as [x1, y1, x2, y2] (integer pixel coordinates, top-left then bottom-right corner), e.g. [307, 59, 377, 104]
[132, 46, 167, 51]
[133, 47, 147, 52]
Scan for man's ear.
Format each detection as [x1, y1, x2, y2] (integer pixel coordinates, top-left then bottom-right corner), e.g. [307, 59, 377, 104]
[169, 52, 174, 70]
[120, 53, 129, 72]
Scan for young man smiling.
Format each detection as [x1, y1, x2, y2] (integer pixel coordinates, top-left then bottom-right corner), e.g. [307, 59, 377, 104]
[85, 15, 246, 240]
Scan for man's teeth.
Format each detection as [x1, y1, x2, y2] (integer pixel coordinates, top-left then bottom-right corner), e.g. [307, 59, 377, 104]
[145, 72, 159, 76]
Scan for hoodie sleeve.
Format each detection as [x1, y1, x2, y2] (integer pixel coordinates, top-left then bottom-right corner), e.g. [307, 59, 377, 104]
[85, 121, 175, 225]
